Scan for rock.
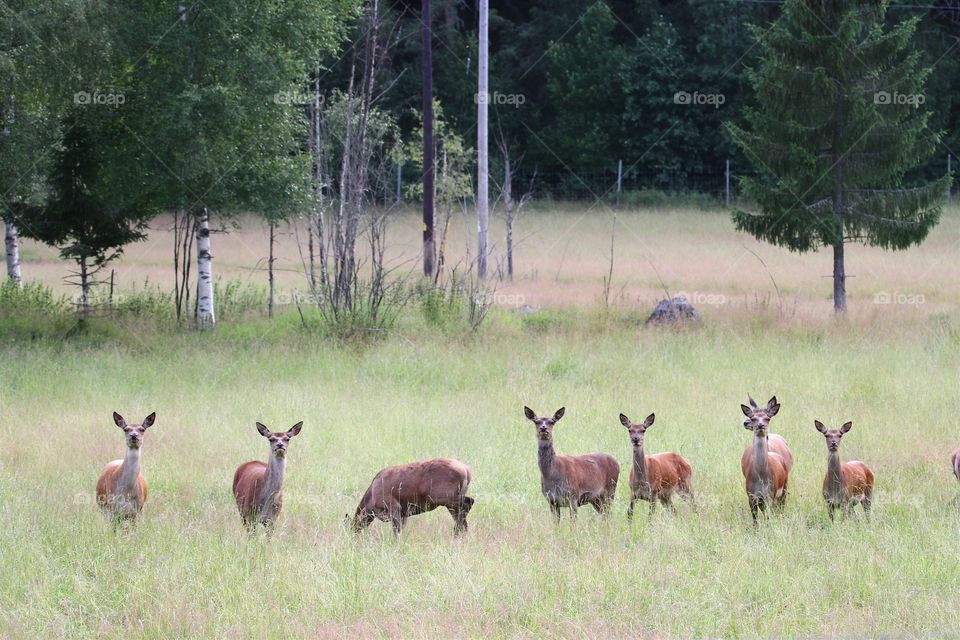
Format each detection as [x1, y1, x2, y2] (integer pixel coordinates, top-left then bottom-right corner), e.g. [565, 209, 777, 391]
[645, 297, 699, 326]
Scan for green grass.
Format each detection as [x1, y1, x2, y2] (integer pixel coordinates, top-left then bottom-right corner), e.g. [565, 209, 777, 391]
[2, 321, 959, 638]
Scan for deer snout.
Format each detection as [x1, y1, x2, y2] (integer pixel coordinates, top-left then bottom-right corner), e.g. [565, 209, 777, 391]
[631, 437, 641, 446]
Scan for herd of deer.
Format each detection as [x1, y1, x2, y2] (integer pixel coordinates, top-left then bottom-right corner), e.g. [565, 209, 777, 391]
[96, 395, 960, 533]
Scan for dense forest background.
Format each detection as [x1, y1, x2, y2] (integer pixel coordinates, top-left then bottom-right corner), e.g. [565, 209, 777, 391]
[334, 0, 960, 197]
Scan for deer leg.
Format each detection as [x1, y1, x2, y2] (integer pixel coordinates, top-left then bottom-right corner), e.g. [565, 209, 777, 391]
[550, 502, 562, 523]
[749, 496, 760, 526]
[827, 503, 836, 521]
[627, 496, 636, 521]
[388, 504, 405, 536]
[648, 496, 657, 517]
[448, 506, 468, 536]
[682, 487, 698, 513]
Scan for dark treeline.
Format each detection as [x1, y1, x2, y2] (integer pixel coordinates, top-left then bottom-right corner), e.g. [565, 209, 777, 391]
[326, 0, 960, 192]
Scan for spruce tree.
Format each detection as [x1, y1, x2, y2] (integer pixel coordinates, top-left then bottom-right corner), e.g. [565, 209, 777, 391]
[728, 0, 948, 313]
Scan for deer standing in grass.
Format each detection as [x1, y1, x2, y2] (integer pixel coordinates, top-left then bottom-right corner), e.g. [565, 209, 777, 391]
[815, 420, 873, 520]
[620, 412, 694, 519]
[96, 412, 156, 524]
[740, 396, 793, 525]
[523, 406, 619, 521]
[233, 421, 302, 530]
[350, 458, 474, 536]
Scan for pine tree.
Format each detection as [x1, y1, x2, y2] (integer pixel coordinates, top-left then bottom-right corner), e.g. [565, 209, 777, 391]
[728, 0, 948, 312]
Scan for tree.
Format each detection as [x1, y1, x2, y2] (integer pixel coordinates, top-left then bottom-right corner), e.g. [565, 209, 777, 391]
[21, 117, 153, 316]
[728, 0, 948, 313]
[115, 0, 357, 327]
[477, 0, 489, 279]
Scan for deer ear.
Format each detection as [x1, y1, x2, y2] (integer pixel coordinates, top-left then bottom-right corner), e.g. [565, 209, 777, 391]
[113, 412, 126, 428]
[743, 420, 753, 430]
[814, 420, 826, 433]
[553, 407, 565, 422]
[523, 406, 536, 421]
[288, 421, 303, 437]
[643, 413, 655, 428]
[142, 412, 156, 429]
[741, 404, 752, 417]
[619, 413, 631, 428]
[256, 422, 271, 437]
[748, 396, 758, 409]
[767, 398, 780, 416]
[840, 421, 852, 433]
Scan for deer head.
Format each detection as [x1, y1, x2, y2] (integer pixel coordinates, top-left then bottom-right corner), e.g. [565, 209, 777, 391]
[814, 420, 852, 452]
[113, 411, 156, 449]
[256, 421, 303, 459]
[523, 406, 565, 443]
[740, 395, 780, 437]
[620, 412, 655, 447]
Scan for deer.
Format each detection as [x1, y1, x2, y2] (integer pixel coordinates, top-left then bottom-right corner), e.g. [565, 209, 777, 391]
[350, 458, 474, 536]
[96, 411, 156, 524]
[523, 406, 619, 521]
[232, 421, 302, 530]
[740, 396, 793, 525]
[620, 412, 695, 519]
[815, 420, 874, 520]
[952, 448, 960, 483]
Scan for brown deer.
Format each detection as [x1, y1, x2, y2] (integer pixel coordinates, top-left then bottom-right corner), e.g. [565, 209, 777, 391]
[815, 420, 874, 520]
[523, 406, 619, 521]
[620, 412, 694, 519]
[740, 396, 793, 525]
[96, 412, 155, 524]
[232, 421, 302, 530]
[350, 458, 474, 536]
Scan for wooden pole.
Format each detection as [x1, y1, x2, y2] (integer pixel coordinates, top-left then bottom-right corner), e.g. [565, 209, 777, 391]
[421, 0, 435, 278]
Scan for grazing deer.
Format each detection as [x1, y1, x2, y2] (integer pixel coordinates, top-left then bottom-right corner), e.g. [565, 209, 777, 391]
[523, 406, 619, 521]
[350, 458, 474, 536]
[232, 421, 302, 530]
[815, 420, 874, 520]
[96, 412, 156, 524]
[740, 396, 793, 525]
[620, 412, 694, 519]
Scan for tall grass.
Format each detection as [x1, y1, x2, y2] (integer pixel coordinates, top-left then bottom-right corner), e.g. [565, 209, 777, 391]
[1, 322, 959, 638]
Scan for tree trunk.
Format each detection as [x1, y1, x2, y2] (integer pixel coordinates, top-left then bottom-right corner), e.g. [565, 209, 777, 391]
[268, 221, 275, 318]
[503, 152, 513, 282]
[833, 241, 846, 313]
[421, 0, 435, 278]
[195, 209, 215, 328]
[79, 256, 90, 318]
[476, 0, 489, 279]
[5, 221, 22, 287]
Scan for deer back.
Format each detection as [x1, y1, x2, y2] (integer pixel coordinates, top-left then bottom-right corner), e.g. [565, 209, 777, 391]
[233, 460, 269, 519]
[552, 452, 619, 498]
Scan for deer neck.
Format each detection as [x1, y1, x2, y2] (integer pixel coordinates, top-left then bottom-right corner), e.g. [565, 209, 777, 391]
[632, 444, 649, 489]
[826, 451, 844, 500]
[538, 440, 555, 478]
[259, 454, 286, 505]
[749, 433, 770, 484]
[117, 446, 141, 493]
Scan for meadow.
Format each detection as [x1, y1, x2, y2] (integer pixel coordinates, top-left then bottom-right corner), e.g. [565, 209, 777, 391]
[2, 204, 960, 638]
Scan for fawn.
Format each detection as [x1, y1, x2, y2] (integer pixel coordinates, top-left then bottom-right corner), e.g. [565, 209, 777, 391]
[815, 420, 874, 520]
[620, 412, 694, 518]
[96, 412, 156, 524]
[523, 406, 619, 521]
[232, 421, 302, 530]
[350, 458, 474, 536]
[740, 396, 793, 525]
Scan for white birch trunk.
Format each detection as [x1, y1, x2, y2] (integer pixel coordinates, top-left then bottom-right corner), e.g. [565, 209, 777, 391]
[195, 211, 215, 328]
[5, 221, 22, 287]
[476, 0, 489, 279]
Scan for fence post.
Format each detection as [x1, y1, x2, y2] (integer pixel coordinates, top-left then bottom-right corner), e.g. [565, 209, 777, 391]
[616, 159, 623, 207]
[948, 153, 952, 203]
[396, 163, 402, 205]
[725, 159, 731, 207]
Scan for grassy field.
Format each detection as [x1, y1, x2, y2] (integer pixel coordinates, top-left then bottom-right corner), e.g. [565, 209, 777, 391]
[2, 205, 960, 638]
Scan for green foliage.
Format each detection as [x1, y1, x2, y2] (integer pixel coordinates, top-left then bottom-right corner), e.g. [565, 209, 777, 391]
[729, 0, 947, 253]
